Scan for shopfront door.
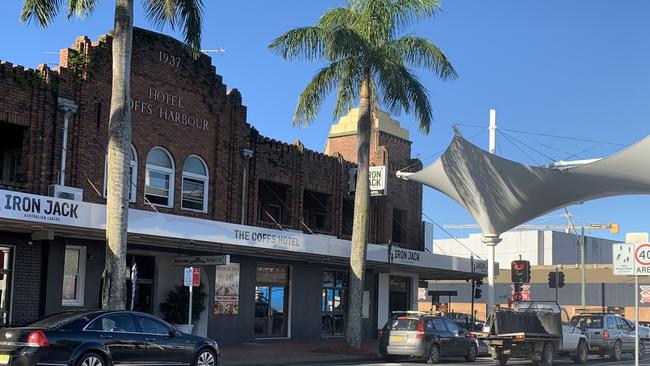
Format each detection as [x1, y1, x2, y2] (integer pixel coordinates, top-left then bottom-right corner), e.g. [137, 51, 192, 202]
[254, 264, 289, 338]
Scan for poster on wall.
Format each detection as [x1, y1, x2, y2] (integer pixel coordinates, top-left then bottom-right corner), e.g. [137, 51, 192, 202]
[214, 263, 240, 314]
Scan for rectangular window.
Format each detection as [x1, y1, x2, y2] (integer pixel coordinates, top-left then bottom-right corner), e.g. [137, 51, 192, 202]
[182, 177, 205, 211]
[2, 150, 22, 183]
[145, 170, 171, 206]
[62, 246, 86, 306]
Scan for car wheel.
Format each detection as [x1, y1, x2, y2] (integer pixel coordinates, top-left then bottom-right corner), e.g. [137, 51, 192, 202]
[640, 341, 646, 360]
[610, 340, 622, 362]
[574, 340, 588, 364]
[465, 344, 478, 362]
[494, 355, 509, 366]
[195, 348, 217, 366]
[538, 342, 554, 366]
[77, 352, 105, 366]
[427, 344, 440, 364]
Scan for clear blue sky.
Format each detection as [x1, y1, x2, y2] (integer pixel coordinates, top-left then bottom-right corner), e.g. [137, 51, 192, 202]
[2, 1, 649, 248]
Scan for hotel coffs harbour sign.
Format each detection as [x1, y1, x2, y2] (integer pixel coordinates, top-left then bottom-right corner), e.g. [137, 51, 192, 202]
[130, 88, 210, 131]
[0, 190, 91, 225]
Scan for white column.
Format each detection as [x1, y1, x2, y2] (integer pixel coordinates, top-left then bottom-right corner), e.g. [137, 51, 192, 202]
[482, 235, 502, 316]
[377, 273, 390, 330]
[489, 109, 497, 154]
[410, 274, 419, 311]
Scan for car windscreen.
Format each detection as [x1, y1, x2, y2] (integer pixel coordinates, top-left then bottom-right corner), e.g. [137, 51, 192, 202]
[28, 312, 91, 328]
[571, 316, 603, 329]
[388, 318, 420, 330]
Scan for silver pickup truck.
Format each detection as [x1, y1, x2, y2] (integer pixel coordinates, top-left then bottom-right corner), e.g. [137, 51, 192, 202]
[570, 313, 647, 361]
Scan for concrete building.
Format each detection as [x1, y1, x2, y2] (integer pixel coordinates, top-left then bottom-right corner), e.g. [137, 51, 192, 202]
[434, 230, 615, 266]
[425, 230, 649, 321]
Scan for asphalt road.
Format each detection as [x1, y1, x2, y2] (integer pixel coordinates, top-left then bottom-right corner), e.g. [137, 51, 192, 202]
[323, 355, 650, 366]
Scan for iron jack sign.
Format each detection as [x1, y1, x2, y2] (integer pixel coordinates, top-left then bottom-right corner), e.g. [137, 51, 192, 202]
[0, 190, 88, 225]
[349, 166, 388, 196]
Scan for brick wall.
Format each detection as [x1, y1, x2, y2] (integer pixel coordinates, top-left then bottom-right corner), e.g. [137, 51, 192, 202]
[0, 28, 423, 249]
[0, 233, 43, 325]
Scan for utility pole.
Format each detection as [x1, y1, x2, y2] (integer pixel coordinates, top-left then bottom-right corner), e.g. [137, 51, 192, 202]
[555, 266, 559, 302]
[580, 227, 586, 308]
[470, 279, 475, 327]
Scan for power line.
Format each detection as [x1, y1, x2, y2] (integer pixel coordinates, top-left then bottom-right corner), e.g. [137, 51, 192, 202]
[499, 130, 543, 165]
[498, 127, 628, 147]
[422, 212, 483, 260]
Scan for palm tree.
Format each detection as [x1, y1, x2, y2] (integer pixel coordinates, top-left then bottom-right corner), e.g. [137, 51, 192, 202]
[21, 0, 204, 309]
[269, 0, 456, 348]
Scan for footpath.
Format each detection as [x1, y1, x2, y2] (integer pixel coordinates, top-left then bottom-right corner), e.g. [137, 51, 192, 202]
[219, 338, 381, 366]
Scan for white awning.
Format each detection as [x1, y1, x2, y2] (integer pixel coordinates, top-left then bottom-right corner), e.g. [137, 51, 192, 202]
[398, 134, 650, 236]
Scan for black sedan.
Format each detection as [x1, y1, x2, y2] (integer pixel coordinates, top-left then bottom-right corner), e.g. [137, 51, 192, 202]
[0, 310, 219, 366]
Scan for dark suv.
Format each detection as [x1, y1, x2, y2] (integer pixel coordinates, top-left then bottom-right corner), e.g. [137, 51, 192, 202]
[379, 312, 478, 363]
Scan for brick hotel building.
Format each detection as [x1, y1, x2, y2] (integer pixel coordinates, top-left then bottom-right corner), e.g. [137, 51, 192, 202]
[0, 28, 480, 342]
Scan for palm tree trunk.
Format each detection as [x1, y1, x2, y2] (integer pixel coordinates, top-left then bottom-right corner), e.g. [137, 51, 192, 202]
[345, 69, 372, 349]
[103, 0, 134, 310]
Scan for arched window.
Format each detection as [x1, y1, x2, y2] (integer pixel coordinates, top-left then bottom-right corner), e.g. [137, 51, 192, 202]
[182, 155, 208, 212]
[145, 147, 174, 207]
[103, 145, 138, 203]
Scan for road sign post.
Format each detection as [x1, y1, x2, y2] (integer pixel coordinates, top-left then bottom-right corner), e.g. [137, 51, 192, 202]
[628, 233, 650, 366]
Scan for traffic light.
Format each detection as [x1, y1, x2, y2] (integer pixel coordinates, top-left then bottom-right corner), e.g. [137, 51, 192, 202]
[548, 271, 557, 288]
[511, 260, 531, 283]
[474, 288, 482, 299]
[476, 279, 484, 286]
[558, 271, 565, 288]
[548, 271, 566, 288]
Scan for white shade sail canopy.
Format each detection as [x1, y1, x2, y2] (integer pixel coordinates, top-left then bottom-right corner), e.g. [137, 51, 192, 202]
[398, 133, 650, 236]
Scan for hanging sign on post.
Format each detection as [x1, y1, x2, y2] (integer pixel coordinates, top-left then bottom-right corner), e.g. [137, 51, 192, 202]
[192, 267, 201, 287]
[184, 267, 193, 286]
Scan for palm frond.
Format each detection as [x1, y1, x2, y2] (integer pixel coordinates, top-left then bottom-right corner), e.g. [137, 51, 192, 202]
[143, 0, 203, 53]
[21, 0, 62, 27]
[318, 7, 358, 29]
[389, 0, 441, 30]
[143, 0, 178, 29]
[325, 27, 368, 61]
[269, 27, 328, 62]
[333, 60, 363, 120]
[374, 57, 432, 133]
[294, 61, 346, 126]
[176, 0, 203, 52]
[66, 0, 98, 19]
[389, 36, 457, 80]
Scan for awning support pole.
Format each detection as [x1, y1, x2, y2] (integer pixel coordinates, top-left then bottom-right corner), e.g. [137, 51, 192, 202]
[483, 234, 502, 317]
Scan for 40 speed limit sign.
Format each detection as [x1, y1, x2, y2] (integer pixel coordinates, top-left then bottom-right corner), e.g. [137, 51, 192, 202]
[635, 243, 650, 275]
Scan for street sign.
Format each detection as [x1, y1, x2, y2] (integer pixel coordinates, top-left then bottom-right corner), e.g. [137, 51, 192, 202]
[192, 267, 201, 287]
[634, 243, 650, 275]
[641, 286, 650, 304]
[172, 255, 230, 266]
[184, 267, 193, 286]
[613, 243, 635, 275]
[511, 284, 531, 301]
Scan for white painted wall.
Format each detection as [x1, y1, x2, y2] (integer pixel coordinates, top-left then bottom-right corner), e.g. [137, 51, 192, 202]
[433, 230, 615, 266]
[377, 273, 389, 330]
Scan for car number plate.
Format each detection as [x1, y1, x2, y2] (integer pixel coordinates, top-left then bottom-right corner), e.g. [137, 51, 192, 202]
[390, 335, 406, 344]
[590, 346, 599, 351]
[0, 354, 10, 364]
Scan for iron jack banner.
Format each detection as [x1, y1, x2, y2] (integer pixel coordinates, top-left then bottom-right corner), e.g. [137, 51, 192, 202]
[0, 190, 100, 226]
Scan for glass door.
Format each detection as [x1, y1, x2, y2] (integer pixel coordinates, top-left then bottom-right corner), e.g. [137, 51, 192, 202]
[255, 264, 289, 337]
